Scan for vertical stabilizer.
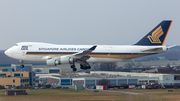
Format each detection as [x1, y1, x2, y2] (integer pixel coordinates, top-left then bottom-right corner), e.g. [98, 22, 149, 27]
[135, 20, 172, 46]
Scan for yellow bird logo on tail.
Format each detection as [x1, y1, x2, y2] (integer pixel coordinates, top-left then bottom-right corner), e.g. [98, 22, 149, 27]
[147, 26, 164, 43]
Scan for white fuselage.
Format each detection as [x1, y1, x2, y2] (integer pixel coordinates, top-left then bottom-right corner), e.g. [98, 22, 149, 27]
[5, 42, 167, 63]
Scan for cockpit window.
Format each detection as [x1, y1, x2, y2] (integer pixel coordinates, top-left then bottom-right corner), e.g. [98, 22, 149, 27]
[15, 44, 18, 46]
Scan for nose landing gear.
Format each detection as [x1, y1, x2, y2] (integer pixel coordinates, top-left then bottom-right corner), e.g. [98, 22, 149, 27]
[20, 60, 24, 68]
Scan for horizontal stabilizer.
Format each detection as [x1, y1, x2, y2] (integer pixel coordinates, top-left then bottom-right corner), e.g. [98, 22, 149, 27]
[141, 47, 167, 52]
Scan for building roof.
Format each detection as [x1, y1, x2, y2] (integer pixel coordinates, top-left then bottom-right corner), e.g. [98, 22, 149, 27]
[4, 89, 26, 91]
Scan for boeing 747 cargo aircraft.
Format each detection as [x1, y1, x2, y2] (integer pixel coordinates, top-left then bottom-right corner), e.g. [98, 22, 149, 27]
[5, 20, 172, 71]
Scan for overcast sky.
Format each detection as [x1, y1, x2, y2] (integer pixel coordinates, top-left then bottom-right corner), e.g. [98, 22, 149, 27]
[0, 0, 180, 50]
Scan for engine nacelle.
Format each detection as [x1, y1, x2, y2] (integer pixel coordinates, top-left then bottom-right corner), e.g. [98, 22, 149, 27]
[46, 56, 74, 66]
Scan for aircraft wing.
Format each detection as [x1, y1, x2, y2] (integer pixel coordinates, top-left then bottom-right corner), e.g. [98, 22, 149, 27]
[73, 45, 97, 57]
[42, 45, 97, 62]
[71, 45, 97, 64]
[45, 45, 97, 66]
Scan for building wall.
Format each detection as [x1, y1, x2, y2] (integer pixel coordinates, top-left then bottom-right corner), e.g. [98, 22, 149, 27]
[90, 71, 179, 85]
[0, 71, 30, 78]
[90, 71, 150, 77]
[0, 71, 35, 88]
[73, 77, 159, 87]
[5, 90, 26, 95]
[0, 77, 29, 88]
[61, 79, 72, 85]
[47, 78, 52, 84]
[39, 76, 61, 85]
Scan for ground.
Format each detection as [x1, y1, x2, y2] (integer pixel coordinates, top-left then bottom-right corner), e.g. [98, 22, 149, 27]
[0, 89, 180, 101]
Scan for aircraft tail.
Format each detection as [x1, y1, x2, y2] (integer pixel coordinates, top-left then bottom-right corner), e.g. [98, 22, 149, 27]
[135, 20, 172, 46]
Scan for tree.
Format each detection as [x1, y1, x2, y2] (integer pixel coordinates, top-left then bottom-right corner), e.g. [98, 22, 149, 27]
[97, 79, 110, 86]
[124, 62, 135, 68]
[166, 63, 170, 68]
[136, 62, 142, 67]
[99, 62, 117, 71]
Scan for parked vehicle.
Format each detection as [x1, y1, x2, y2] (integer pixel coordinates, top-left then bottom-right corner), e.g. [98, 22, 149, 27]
[62, 86, 69, 89]
[51, 86, 61, 89]
[40, 86, 46, 89]
[35, 87, 39, 89]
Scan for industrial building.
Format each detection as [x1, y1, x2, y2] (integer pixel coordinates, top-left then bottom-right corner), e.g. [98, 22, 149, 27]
[38, 75, 72, 86]
[37, 75, 159, 87]
[36, 71, 180, 88]
[4, 89, 27, 95]
[72, 77, 158, 87]
[0, 71, 35, 88]
[0, 64, 35, 89]
[90, 71, 180, 85]
[2, 64, 180, 89]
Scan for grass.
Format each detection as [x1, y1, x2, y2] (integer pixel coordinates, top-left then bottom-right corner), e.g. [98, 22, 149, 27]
[0, 89, 180, 101]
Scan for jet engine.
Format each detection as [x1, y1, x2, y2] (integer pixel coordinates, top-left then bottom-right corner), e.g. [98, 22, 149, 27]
[46, 56, 74, 66]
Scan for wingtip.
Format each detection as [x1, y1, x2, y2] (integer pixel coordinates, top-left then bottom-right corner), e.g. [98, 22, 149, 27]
[89, 45, 97, 51]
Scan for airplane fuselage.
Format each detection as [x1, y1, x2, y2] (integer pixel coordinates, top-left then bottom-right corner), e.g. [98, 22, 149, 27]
[5, 42, 167, 63]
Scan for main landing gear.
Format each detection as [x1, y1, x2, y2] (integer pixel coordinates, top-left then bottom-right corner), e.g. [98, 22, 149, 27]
[80, 63, 91, 70]
[71, 64, 77, 72]
[70, 63, 91, 72]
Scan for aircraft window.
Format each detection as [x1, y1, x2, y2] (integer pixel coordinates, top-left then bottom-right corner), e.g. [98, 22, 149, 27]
[15, 44, 18, 46]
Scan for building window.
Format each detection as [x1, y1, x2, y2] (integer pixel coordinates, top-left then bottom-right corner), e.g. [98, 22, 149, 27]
[13, 79, 15, 83]
[21, 74, 23, 77]
[2, 69, 8, 72]
[49, 69, 60, 73]
[14, 73, 20, 77]
[9, 91, 14, 93]
[36, 69, 42, 73]
[0, 74, 6, 77]
[19, 91, 24, 93]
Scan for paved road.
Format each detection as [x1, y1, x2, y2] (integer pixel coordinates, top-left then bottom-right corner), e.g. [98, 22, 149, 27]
[87, 89, 148, 95]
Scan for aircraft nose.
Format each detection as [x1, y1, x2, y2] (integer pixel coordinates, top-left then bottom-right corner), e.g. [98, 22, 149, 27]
[4, 48, 13, 57]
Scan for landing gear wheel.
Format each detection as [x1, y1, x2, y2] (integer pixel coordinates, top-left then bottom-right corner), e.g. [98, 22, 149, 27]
[20, 65, 24, 68]
[87, 66, 91, 69]
[80, 64, 91, 70]
[71, 65, 75, 68]
[80, 64, 84, 69]
[71, 64, 77, 71]
[73, 68, 77, 71]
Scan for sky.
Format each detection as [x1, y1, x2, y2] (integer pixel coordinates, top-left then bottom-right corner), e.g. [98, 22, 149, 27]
[0, 0, 180, 50]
